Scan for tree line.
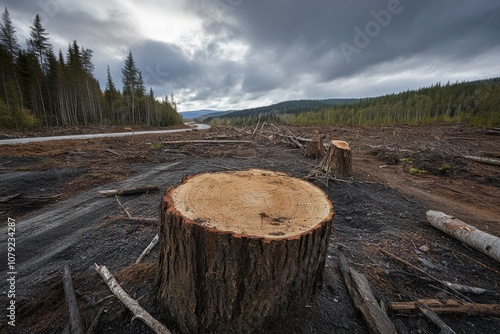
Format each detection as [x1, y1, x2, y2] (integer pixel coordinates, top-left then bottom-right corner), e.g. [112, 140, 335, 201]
[0, 8, 182, 129]
[206, 79, 500, 128]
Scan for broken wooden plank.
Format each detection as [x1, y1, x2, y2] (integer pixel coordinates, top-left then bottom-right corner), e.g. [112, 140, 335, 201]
[95, 264, 172, 334]
[62, 265, 84, 334]
[340, 255, 398, 334]
[426, 210, 500, 263]
[390, 299, 500, 316]
[98, 185, 159, 197]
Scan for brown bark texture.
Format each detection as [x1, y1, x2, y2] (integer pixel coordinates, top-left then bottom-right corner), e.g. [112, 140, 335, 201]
[305, 136, 324, 159]
[320, 140, 352, 178]
[157, 169, 333, 334]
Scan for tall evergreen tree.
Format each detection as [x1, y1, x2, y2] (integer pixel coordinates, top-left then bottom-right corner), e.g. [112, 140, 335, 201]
[122, 51, 139, 122]
[27, 14, 53, 71]
[0, 7, 20, 58]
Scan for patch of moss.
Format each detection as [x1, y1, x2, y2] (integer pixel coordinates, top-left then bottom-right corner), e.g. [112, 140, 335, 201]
[149, 142, 162, 150]
[409, 167, 428, 174]
[399, 157, 413, 164]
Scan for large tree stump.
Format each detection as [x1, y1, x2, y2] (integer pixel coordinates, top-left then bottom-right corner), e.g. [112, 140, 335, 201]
[320, 140, 352, 178]
[158, 169, 333, 333]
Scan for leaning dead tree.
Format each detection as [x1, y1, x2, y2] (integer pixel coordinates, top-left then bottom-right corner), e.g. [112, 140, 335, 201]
[158, 169, 334, 333]
[320, 140, 353, 178]
[426, 210, 500, 263]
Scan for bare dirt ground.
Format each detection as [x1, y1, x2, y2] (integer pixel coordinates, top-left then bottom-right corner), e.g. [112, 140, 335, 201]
[0, 124, 499, 334]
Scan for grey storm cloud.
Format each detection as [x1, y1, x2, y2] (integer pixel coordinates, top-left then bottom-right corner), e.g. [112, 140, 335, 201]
[2, 0, 500, 110]
[132, 40, 199, 87]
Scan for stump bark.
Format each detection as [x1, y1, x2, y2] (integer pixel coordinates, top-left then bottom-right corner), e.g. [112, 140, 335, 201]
[158, 169, 333, 334]
[305, 135, 325, 159]
[320, 140, 352, 178]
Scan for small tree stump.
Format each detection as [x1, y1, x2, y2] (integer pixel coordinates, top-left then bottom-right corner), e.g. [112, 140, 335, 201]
[320, 140, 352, 178]
[158, 169, 333, 333]
[305, 135, 325, 159]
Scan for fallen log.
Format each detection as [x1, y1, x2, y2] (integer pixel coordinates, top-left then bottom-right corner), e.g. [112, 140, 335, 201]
[135, 235, 159, 264]
[340, 255, 398, 334]
[390, 299, 500, 316]
[94, 264, 171, 334]
[62, 265, 84, 334]
[416, 302, 457, 334]
[98, 185, 159, 197]
[426, 210, 500, 263]
[464, 155, 500, 167]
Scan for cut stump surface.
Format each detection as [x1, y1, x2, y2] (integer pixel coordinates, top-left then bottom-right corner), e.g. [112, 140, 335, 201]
[158, 169, 334, 333]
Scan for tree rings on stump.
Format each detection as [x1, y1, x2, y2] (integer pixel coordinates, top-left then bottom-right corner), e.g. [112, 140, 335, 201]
[158, 169, 334, 333]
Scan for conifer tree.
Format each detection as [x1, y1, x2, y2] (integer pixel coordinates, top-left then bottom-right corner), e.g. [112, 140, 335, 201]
[0, 7, 20, 58]
[27, 14, 53, 72]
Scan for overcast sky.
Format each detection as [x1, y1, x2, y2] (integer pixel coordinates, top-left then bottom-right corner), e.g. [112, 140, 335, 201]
[3, 0, 500, 111]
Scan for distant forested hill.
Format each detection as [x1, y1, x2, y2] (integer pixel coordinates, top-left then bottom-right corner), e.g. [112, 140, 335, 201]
[198, 99, 359, 122]
[202, 78, 500, 127]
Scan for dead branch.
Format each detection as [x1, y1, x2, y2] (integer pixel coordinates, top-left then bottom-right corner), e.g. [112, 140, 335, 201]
[464, 155, 500, 167]
[94, 264, 172, 334]
[99, 185, 159, 197]
[426, 210, 500, 263]
[105, 149, 125, 157]
[340, 255, 398, 334]
[24, 194, 63, 200]
[379, 249, 473, 302]
[135, 235, 159, 263]
[390, 299, 500, 316]
[416, 302, 457, 334]
[115, 196, 157, 223]
[0, 193, 21, 203]
[86, 307, 105, 334]
[62, 265, 84, 334]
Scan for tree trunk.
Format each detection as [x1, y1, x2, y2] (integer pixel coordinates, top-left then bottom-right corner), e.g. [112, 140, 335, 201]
[426, 210, 500, 263]
[320, 140, 352, 178]
[157, 169, 334, 334]
[305, 135, 325, 159]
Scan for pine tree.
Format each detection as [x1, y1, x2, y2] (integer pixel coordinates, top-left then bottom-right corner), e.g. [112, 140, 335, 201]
[122, 51, 139, 123]
[104, 65, 119, 121]
[0, 7, 20, 58]
[27, 14, 53, 72]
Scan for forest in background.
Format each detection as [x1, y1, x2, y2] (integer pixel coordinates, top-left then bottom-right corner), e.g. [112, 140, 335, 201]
[0, 8, 182, 130]
[203, 78, 500, 127]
